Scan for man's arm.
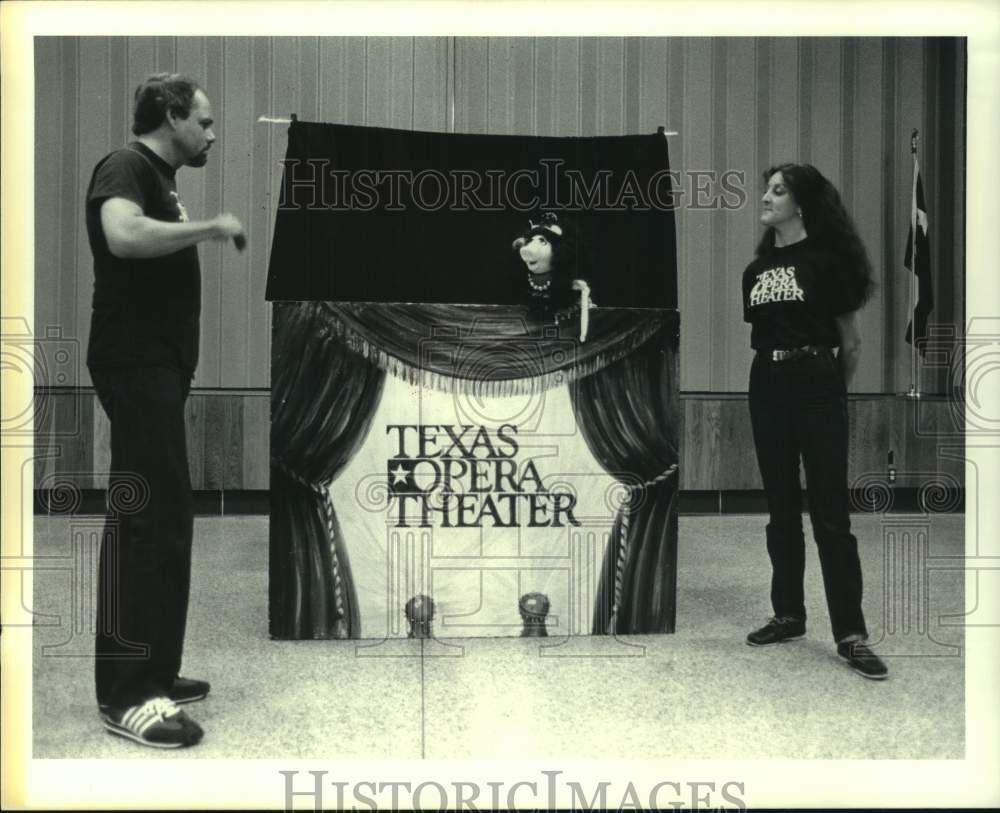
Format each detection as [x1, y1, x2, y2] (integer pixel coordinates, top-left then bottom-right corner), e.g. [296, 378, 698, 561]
[101, 197, 243, 259]
[834, 310, 862, 387]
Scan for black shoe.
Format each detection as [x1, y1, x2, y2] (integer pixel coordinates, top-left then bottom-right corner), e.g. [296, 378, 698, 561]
[169, 676, 210, 705]
[746, 616, 806, 646]
[101, 697, 204, 749]
[837, 642, 888, 680]
[99, 676, 209, 715]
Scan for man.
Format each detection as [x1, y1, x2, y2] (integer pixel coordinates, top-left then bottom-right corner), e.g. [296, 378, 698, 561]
[85, 73, 244, 748]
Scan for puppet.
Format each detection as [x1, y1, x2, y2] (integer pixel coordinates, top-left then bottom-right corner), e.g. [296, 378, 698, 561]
[512, 212, 595, 341]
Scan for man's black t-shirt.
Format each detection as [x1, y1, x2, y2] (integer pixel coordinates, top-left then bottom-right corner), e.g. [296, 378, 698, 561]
[741, 236, 856, 350]
[86, 142, 201, 375]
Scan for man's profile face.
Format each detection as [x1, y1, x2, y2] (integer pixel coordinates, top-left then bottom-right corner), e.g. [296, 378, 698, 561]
[172, 89, 216, 168]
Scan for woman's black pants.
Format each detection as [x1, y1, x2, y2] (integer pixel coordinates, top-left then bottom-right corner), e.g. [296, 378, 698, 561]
[90, 366, 194, 709]
[748, 349, 868, 643]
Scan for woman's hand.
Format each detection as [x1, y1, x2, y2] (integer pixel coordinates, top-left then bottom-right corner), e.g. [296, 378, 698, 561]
[834, 310, 862, 387]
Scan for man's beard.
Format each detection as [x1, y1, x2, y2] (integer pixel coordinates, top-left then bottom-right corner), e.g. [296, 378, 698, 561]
[187, 150, 209, 168]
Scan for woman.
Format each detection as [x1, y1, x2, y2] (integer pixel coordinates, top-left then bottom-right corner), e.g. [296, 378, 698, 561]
[742, 163, 887, 680]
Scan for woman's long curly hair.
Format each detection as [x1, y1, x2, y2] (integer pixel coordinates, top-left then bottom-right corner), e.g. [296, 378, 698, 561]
[756, 162, 875, 310]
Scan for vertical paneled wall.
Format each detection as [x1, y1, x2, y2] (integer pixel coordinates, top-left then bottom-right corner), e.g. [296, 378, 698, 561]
[35, 36, 963, 393]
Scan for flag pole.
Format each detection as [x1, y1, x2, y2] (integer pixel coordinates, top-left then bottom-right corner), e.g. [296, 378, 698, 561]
[904, 129, 922, 399]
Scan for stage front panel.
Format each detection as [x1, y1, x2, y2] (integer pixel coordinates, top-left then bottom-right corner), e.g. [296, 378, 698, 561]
[269, 303, 680, 640]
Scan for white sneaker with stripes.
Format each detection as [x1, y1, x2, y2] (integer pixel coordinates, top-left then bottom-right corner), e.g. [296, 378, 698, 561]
[101, 696, 204, 748]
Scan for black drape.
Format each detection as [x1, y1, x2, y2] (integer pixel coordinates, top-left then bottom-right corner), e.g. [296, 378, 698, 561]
[266, 121, 677, 309]
[570, 315, 680, 634]
[270, 302, 386, 639]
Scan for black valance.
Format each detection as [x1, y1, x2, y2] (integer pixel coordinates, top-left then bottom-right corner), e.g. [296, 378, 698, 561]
[265, 121, 677, 308]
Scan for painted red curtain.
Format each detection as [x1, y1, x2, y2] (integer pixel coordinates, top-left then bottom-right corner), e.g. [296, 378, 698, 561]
[569, 319, 680, 633]
[270, 302, 386, 639]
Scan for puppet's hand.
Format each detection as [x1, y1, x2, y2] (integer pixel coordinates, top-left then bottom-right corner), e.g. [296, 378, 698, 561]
[571, 280, 592, 342]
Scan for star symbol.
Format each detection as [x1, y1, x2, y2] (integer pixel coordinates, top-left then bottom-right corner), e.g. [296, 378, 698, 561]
[390, 463, 410, 485]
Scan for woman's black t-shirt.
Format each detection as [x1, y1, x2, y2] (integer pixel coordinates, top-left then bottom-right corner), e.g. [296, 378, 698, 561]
[742, 236, 856, 350]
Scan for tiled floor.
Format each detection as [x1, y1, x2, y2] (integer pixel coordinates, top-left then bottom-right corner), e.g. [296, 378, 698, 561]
[29, 513, 965, 760]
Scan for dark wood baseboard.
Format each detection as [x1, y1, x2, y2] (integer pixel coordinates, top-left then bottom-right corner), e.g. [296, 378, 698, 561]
[34, 390, 964, 496]
[33, 489, 271, 516]
[34, 488, 964, 517]
[678, 488, 964, 514]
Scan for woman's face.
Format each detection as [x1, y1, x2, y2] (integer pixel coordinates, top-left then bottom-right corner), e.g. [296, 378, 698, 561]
[760, 171, 799, 228]
[519, 233, 553, 275]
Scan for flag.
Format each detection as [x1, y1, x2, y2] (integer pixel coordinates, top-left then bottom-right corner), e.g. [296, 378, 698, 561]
[904, 158, 933, 355]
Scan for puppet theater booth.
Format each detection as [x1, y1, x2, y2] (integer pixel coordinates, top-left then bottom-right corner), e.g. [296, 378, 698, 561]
[267, 120, 679, 640]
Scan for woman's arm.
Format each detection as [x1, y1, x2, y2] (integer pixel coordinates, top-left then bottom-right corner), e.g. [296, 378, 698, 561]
[834, 310, 862, 387]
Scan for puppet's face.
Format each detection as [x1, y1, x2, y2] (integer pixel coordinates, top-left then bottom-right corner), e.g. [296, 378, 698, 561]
[519, 234, 553, 275]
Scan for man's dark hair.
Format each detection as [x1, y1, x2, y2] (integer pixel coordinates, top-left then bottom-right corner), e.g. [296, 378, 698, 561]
[131, 73, 202, 136]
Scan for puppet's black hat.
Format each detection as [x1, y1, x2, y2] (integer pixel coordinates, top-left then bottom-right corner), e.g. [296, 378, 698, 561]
[512, 211, 567, 250]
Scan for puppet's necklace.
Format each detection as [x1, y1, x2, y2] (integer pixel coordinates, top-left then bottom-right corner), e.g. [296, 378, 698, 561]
[527, 273, 552, 291]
